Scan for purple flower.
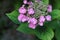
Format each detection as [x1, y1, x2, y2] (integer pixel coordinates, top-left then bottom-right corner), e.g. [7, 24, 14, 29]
[29, 23, 36, 29]
[19, 5, 26, 14]
[28, 8, 35, 14]
[28, 18, 37, 24]
[47, 5, 52, 12]
[45, 15, 51, 21]
[23, 0, 27, 4]
[18, 14, 28, 22]
[39, 15, 45, 23]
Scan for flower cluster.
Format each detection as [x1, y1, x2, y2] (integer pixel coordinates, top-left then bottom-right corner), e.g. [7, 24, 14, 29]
[18, 0, 52, 29]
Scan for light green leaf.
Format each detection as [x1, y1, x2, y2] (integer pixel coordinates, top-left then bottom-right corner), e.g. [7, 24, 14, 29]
[34, 27, 54, 40]
[17, 22, 34, 34]
[6, 10, 20, 24]
[51, 9, 60, 20]
[42, 0, 49, 5]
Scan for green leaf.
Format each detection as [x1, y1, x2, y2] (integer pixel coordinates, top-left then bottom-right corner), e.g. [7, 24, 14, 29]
[34, 27, 54, 40]
[17, 22, 34, 34]
[55, 27, 60, 40]
[6, 10, 20, 24]
[42, 0, 49, 5]
[52, 0, 60, 9]
[17, 22, 54, 40]
[44, 20, 60, 29]
[51, 9, 60, 20]
[15, 0, 22, 9]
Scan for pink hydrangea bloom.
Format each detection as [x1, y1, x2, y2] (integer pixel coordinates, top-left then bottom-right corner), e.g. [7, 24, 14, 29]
[39, 15, 45, 23]
[47, 5, 52, 12]
[19, 6, 26, 14]
[38, 22, 43, 26]
[45, 15, 51, 21]
[29, 23, 36, 29]
[18, 14, 28, 22]
[18, 0, 52, 29]
[23, 0, 27, 4]
[28, 8, 35, 14]
[28, 18, 37, 24]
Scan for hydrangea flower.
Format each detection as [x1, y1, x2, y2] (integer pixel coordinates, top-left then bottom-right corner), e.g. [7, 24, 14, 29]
[23, 0, 27, 4]
[28, 8, 35, 14]
[45, 15, 51, 21]
[39, 15, 45, 23]
[19, 5, 26, 14]
[18, 0, 52, 29]
[38, 22, 43, 26]
[18, 14, 28, 22]
[29, 23, 36, 29]
[28, 18, 37, 24]
[47, 5, 52, 12]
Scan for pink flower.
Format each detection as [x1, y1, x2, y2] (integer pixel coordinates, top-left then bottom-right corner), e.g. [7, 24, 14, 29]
[19, 6, 26, 14]
[39, 15, 45, 23]
[27, 1, 33, 5]
[23, 0, 27, 4]
[47, 5, 52, 12]
[28, 18, 37, 24]
[29, 23, 36, 29]
[45, 15, 51, 21]
[18, 14, 28, 22]
[28, 8, 35, 14]
[38, 15, 45, 26]
[38, 22, 43, 26]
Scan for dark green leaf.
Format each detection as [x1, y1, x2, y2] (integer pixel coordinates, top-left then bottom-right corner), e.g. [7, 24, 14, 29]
[52, 0, 60, 9]
[55, 27, 60, 40]
[44, 20, 60, 29]
[34, 27, 54, 40]
[15, 0, 22, 9]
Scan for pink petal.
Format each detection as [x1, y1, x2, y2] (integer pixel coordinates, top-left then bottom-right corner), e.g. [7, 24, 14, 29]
[29, 23, 36, 29]
[23, 0, 27, 4]
[28, 18, 37, 24]
[18, 14, 24, 22]
[39, 15, 45, 23]
[47, 5, 52, 12]
[38, 22, 43, 26]
[19, 6, 26, 14]
[45, 15, 51, 21]
[18, 14, 28, 22]
[28, 8, 34, 14]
